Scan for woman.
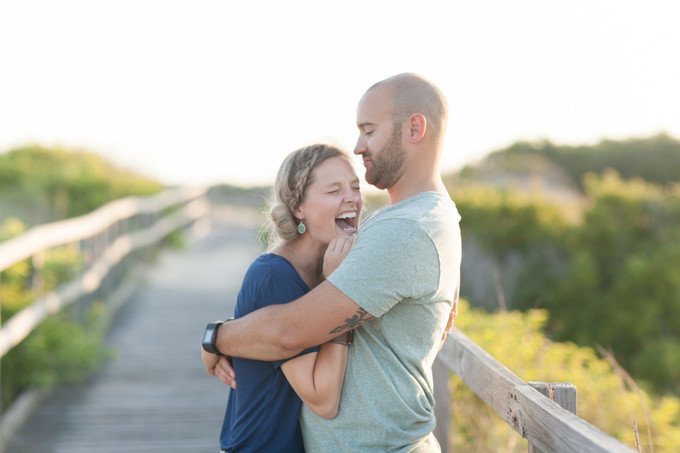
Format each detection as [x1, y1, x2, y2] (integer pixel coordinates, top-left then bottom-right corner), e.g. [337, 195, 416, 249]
[217, 143, 362, 452]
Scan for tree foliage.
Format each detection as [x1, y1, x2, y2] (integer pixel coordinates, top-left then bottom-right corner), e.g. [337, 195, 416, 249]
[483, 132, 680, 190]
[453, 169, 680, 396]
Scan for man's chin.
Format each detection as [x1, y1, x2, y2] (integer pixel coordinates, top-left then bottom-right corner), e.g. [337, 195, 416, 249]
[364, 172, 379, 188]
[368, 178, 388, 190]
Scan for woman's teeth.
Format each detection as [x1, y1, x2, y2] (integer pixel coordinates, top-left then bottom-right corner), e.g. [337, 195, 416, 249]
[335, 212, 357, 231]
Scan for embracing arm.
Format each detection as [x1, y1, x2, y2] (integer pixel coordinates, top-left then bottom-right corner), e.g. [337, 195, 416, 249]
[213, 281, 371, 362]
[280, 330, 352, 418]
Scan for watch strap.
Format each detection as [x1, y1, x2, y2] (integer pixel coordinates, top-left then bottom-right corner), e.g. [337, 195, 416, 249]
[202, 321, 224, 356]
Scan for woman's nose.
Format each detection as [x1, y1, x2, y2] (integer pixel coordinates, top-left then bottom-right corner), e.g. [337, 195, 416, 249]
[344, 188, 360, 203]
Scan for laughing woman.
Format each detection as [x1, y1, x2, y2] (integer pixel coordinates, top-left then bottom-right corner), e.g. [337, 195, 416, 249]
[203, 144, 362, 452]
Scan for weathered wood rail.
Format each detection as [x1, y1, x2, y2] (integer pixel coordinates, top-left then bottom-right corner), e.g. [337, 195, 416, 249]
[433, 329, 637, 452]
[0, 187, 210, 449]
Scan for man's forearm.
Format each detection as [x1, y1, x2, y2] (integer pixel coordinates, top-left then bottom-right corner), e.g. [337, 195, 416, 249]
[216, 303, 304, 361]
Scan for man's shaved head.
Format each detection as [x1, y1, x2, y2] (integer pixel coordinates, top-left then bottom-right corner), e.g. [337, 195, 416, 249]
[366, 73, 448, 137]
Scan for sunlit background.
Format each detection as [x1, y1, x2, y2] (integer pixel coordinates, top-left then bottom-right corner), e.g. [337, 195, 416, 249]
[1, 0, 678, 188]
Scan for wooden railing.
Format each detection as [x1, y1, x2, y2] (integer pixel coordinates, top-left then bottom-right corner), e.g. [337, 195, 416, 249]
[433, 329, 637, 452]
[0, 187, 210, 422]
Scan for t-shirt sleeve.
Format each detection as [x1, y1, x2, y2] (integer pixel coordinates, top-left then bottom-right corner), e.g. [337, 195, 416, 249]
[327, 218, 440, 317]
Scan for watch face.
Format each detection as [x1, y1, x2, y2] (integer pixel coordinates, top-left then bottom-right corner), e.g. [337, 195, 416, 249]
[203, 328, 214, 344]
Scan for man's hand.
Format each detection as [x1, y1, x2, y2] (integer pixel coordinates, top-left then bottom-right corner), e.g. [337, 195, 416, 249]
[202, 348, 236, 389]
[323, 234, 357, 278]
[439, 297, 458, 351]
[445, 297, 458, 333]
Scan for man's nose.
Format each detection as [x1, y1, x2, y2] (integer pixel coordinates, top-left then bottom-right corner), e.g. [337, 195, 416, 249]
[354, 137, 366, 155]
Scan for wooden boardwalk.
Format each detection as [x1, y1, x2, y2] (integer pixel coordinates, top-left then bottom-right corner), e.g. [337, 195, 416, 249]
[5, 206, 263, 453]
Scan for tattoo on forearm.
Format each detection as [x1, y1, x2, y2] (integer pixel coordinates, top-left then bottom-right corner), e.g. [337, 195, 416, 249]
[329, 308, 373, 334]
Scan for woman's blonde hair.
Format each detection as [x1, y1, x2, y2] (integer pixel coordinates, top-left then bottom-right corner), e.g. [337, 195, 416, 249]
[267, 143, 351, 242]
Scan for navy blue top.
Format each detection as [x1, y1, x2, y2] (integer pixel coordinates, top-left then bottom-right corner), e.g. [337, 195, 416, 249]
[219, 253, 317, 452]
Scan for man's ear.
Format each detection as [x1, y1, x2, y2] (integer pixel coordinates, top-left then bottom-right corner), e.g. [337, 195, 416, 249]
[407, 113, 427, 144]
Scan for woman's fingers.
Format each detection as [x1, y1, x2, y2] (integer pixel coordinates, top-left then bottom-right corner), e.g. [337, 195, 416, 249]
[215, 356, 237, 389]
[323, 234, 357, 277]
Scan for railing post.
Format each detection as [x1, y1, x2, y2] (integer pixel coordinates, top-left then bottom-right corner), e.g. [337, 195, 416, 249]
[433, 358, 450, 452]
[527, 382, 577, 453]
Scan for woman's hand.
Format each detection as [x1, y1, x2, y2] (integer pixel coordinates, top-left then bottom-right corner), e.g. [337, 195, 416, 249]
[202, 348, 237, 389]
[323, 234, 357, 278]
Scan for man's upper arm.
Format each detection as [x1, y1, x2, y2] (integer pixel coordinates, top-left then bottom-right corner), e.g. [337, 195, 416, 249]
[328, 218, 439, 317]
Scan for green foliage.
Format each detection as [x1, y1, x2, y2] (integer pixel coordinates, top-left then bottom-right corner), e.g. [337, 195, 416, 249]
[0, 217, 27, 241]
[533, 172, 680, 394]
[2, 302, 114, 408]
[0, 145, 165, 408]
[0, 215, 111, 408]
[0, 218, 32, 313]
[491, 133, 680, 189]
[0, 145, 163, 225]
[0, 218, 84, 317]
[449, 300, 680, 452]
[454, 186, 567, 261]
[452, 170, 680, 396]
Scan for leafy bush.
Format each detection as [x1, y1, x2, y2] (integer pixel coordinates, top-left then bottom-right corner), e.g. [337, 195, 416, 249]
[2, 303, 114, 406]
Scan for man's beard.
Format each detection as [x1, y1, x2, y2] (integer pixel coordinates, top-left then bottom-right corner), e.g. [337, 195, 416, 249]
[365, 124, 407, 190]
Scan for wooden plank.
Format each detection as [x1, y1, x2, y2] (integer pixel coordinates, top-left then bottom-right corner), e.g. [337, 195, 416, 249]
[438, 329, 637, 453]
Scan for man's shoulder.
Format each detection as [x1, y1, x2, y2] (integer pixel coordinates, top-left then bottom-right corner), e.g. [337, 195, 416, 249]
[365, 192, 460, 230]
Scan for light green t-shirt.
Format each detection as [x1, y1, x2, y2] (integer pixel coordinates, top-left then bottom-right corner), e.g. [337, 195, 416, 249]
[300, 192, 462, 452]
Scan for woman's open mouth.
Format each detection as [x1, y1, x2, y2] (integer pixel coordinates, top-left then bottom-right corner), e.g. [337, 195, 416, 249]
[335, 211, 357, 233]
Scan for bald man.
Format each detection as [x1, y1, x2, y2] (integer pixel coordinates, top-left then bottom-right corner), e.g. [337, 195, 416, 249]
[203, 73, 462, 452]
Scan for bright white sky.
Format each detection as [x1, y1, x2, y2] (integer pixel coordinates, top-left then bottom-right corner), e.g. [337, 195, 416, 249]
[1, 0, 678, 189]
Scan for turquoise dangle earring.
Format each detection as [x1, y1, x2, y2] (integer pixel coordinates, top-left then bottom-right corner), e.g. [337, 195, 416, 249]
[297, 222, 306, 234]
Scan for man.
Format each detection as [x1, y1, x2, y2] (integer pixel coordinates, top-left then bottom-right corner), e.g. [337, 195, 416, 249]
[203, 73, 462, 452]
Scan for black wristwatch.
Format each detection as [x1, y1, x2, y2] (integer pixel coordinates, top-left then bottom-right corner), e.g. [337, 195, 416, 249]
[202, 321, 224, 356]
